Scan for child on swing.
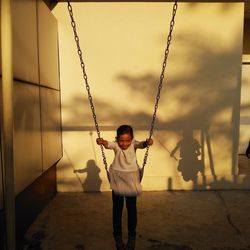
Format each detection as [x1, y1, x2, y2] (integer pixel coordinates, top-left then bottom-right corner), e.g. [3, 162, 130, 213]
[96, 124, 153, 250]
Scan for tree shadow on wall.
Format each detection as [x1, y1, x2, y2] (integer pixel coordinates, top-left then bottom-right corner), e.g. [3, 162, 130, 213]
[62, 30, 250, 189]
[63, 30, 249, 131]
[115, 31, 248, 187]
[74, 159, 102, 192]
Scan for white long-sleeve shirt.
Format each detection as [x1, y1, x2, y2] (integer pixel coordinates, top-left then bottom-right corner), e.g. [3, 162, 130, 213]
[106, 139, 145, 172]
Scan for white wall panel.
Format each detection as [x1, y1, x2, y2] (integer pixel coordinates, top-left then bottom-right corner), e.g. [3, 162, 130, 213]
[11, 0, 39, 83]
[38, 0, 60, 89]
[41, 88, 62, 171]
[14, 81, 42, 194]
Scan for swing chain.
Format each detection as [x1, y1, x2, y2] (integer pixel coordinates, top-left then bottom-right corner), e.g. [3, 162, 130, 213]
[142, 0, 178, 169]
[67, 1, 108, 172]
[67, 0, 178, 177]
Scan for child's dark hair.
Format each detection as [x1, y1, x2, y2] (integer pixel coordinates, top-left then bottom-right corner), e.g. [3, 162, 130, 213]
[116, 125, 134, 139]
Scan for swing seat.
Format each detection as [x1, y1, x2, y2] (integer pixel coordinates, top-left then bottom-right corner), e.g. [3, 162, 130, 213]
[109, 168, 142, 196]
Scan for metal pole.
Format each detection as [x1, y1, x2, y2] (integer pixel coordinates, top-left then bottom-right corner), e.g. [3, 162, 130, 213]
[1, 0, 16, 249]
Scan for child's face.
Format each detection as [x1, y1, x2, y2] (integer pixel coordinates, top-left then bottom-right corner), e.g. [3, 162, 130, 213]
[117, 133, 133, 150]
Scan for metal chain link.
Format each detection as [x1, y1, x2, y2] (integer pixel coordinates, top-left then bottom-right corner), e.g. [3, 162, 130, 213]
[67, 1, 178, 180]
[141, 1, 178, 173]
[67, 1, 108, 174]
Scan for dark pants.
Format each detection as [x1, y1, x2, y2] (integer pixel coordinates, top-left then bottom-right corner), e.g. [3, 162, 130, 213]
[112, 191, 137, 238]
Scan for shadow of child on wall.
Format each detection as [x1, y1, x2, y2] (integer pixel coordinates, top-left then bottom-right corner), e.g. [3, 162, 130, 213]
[170, 128, 203, 182]
[74, 159, 102, 192]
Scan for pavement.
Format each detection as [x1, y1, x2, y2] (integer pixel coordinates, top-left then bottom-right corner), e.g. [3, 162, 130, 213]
[23, 190, 250, 250]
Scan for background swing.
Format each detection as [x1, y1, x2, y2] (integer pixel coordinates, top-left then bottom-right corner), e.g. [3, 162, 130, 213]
[66, 0, 178, 181]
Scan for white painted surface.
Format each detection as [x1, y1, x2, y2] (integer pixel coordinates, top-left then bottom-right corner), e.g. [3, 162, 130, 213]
[41, 88, 62, 171]
[13, 81, 43, 194]
[12, 0, 39, 83]
[38, 0, 60, 89]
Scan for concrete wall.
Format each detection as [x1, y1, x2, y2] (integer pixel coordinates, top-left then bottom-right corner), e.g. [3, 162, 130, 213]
[53, 2, 248, 191]
[240, 64, 250, 154]
[239, 17, 250, 154]
[0, 0, 62, 206]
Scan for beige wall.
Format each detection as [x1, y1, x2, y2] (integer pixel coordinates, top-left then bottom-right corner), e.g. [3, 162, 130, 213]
[240, 64, 250, 154]
[38, 0, 60, 89]
[13, 81, 43, 193]
[40, 88, 62, 170]
[56, 2, 245, 191]
[0, 0, 62, 202]
[239, 18, 250, 154]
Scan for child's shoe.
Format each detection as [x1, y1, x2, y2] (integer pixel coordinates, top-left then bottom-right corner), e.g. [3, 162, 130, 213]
[125, 236, 135, 250]
[114, 236, 125, 250]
